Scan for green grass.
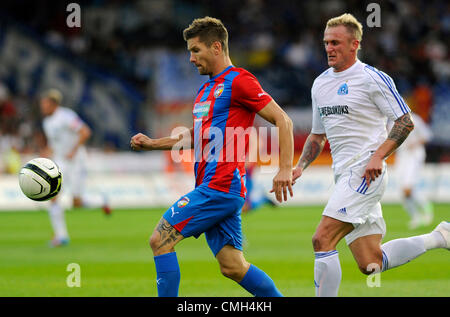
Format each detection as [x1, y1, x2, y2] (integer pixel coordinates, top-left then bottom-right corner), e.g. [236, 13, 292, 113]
[0, 204, 448, 297]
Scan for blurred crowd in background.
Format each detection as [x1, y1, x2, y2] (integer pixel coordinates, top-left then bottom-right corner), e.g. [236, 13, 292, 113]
[0, 0, 449, 174]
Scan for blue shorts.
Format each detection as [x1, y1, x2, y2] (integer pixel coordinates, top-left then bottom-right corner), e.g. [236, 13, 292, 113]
[162, 185, 245, 256]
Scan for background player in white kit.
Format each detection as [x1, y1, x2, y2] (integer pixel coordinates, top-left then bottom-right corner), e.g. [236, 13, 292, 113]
[292, 13, 449, 296]
[40, 89, 111, 247]
[394, 112, 433, 229]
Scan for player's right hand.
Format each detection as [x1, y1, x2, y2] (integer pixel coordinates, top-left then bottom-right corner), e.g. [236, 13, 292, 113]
[270, 168, 293, 203]
[130, 133, 153, 151]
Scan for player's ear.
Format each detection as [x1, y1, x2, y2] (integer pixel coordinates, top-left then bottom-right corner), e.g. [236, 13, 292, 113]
[212, 41, 222, 55]
[351, 39, 360, 52]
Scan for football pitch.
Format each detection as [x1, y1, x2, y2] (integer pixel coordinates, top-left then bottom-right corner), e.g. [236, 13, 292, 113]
[0, 204, 448, 297]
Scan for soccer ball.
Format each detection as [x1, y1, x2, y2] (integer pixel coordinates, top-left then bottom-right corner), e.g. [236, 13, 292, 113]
[18, 158, 63, 201]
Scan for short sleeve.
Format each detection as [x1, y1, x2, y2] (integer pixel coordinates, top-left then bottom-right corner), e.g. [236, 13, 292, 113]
[310, 86, 325, 134]
[64, 108, 84, 132]
[231, 71, 272, 112]
[365, 65, 411, 121]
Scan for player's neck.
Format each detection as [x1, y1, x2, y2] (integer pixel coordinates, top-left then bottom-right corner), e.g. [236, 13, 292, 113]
[210, 57, 233, 78]
[333, 58, 358, 73]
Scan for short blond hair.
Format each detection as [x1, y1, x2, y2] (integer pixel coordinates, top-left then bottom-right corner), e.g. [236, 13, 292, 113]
[326, 13, 363, 50]
[42, 88, 63, 105]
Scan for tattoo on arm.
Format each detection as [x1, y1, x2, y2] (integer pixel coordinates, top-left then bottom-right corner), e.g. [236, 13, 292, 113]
[298, 135, 326, 170]
[387, 113, 414, 148]
[155, 218, 183, 251]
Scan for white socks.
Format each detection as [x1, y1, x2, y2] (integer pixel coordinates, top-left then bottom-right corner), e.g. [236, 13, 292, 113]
[381, 231, 446, 271]
[48, 202, 69, 240]
[314, 231, 446, 296]
[403, 196, 419, 218]
[314, 251, 341, 297]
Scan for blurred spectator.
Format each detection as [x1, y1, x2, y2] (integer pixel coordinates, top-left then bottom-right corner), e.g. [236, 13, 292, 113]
[0, 0, 448, 164]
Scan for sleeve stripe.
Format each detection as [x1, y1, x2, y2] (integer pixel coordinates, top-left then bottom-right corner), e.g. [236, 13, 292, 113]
[378, 70, 411, 114]
[364, 66, 409, 115]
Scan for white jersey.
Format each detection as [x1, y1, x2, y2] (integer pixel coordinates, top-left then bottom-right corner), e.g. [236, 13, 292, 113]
[311, 60, 411, 175]
[43, 106, 87, 164]
[393, 113, 432, 188]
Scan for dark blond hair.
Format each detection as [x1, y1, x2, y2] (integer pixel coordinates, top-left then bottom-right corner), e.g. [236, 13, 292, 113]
[183, 16, 229, 55]
[326, 13, 363, 51]
[41, 88, 62, 105]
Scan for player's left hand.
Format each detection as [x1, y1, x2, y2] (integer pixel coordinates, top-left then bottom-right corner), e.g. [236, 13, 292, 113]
[270, 168, 293, 203]
[65, 148, 77, 160]
[363, 154, 383, 187]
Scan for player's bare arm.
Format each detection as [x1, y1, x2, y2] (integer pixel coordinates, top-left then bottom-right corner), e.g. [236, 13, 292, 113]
[292, 133, 327, 184]
[364, 112, 414, 185]
[387, 113, 415, 148]
[67, 124, 91, 160]
[257, 100, 294, 202]
[130, 128, 194, 151]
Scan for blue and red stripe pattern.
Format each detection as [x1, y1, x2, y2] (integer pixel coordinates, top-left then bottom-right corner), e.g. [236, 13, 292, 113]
[192, 66, 272, 198]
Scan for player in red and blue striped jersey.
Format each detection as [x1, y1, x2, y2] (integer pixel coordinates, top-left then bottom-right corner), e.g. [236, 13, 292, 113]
[131, 17, 294, 297]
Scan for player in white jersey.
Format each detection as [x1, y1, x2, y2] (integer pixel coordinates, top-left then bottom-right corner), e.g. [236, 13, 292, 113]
[394, 112, 433, 229]
[292, 13, 449, 296]
[40, 89, 111, 247]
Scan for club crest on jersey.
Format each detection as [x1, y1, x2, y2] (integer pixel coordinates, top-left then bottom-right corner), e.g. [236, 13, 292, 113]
[177, 197, 190, 208]
[214, 83, 225, 98]
[337, 83, 348, 95]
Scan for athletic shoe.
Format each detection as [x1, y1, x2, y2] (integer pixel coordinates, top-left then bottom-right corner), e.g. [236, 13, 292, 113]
[102, 204, 112, 216]
[433, 221, 450, 250]
[408, 215, 423, 230]
[49, 237, 70, 248]
[421, 202, 434, 226]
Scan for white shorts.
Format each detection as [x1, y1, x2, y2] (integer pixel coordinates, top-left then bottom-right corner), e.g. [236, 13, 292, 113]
[323, 159, 388, 245]
[395, 150, 425, 189]
[55, 158, 87, 197]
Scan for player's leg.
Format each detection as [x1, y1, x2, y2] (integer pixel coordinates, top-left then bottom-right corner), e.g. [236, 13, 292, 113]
[149, 217, 184, 297]
[348, 234, 383, 274]
[380, 222, 448, 272]
[203, 187, 283, 297]
[48, 196, 69, 246]
[215, 245, 283, 297]
[312, 215, 354, 297]
[47, 159, 69, 246]
[348, 220, 448, 275]
[71, 163, 112, 215]
[402, 187, 422, 229]
[398, 156, 432, 228]
[149, 187, 216, 297]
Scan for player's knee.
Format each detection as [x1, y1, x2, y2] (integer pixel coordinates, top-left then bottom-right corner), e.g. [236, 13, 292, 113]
[403, 188, 412, 198]
[220, 266, 238, 281]
[219, 263, 247, 282]
[149, 232, 162, 254]
[357, 258, 382, 275]
[312, 232, 330, 252]
[73, 197, 83, 208]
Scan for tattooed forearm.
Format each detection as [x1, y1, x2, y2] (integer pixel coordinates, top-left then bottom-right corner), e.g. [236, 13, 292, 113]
[298, 134, 327, 170]
[387, 113, 414, 148]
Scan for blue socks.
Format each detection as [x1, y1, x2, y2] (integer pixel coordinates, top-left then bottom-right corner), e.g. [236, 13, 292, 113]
[154, 252, 181, 297]
[154, 253, 282, 297]
[239, 264, 283, 297]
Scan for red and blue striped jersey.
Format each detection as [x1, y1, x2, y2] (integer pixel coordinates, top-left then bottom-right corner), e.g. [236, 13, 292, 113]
[192, 66, 272, 198]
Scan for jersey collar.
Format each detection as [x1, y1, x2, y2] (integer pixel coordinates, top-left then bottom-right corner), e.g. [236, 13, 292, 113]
[209, 65, 234, 81]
